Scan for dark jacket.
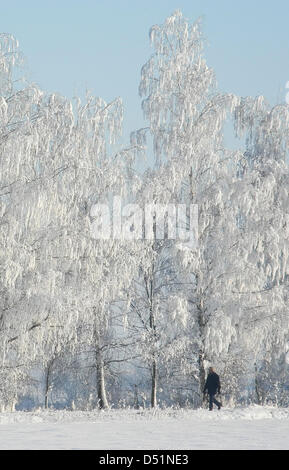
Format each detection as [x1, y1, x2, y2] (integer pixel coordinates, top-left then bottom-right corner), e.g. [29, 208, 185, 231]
[203, 372, 221, 395]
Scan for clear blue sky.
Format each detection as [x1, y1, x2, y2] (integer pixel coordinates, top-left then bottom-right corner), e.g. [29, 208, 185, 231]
[2, 0, 289, 144]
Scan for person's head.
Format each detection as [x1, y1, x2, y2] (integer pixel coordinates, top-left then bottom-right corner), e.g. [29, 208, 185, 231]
[208, 367, 215, 374]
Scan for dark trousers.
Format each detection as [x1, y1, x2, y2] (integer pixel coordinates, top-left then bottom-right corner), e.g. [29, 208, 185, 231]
[209, 393, 221, 410]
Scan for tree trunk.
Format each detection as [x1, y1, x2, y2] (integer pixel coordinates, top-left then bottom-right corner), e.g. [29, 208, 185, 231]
[44, 362, 51, 409]
[96, 347, 109, 410]
[134, 384, 140, 409]
[190, 168, 207, 406]
[151, 357, 157, 408]
[254, 363, 262, 405]
[199, 350, 206, 396]
[93, 307, 109, 410]
[197, 296, 207, 407]
[149, 277, 158, 408]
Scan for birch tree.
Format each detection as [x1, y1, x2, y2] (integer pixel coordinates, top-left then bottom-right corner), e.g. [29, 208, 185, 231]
[225, 97, 289, 402]
[133, 11, 240, 403]
[0, 33, 137, 408]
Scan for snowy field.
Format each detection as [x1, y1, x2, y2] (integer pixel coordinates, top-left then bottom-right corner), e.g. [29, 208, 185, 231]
[0, 406, 289, 450]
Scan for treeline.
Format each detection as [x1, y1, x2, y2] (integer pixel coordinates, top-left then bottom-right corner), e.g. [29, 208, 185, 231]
[0, 13, 289, 411]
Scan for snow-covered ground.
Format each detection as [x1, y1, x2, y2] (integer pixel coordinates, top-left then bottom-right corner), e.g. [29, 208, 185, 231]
[0, 406, 289, 450]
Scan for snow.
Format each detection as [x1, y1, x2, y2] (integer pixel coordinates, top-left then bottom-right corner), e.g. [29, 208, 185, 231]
[0, 406, 289, 450]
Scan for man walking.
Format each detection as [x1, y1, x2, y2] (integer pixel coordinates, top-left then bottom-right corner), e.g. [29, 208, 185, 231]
[203, 367, 222, 411]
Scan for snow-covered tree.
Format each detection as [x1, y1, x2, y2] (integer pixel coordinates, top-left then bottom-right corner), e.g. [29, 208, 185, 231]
[224, 97, 289, 402]
[1, 12, 289, 411]
[0, 34, 138, 409]
[132, 11, 242, 404]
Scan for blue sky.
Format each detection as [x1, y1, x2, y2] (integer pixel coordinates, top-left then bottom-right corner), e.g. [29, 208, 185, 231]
[2, 0, 289, 144]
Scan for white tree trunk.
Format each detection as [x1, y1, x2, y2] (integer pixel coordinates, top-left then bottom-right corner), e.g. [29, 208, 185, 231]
[44, 362, 52, 409]
[96, 348, 109, 409]
[151, 357, 157, 408]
